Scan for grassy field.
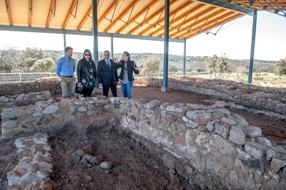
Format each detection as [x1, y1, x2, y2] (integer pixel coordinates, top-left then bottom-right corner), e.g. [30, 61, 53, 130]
[143, 72, 286, 88]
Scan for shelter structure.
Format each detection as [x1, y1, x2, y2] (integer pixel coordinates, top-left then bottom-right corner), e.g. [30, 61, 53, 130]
[0, 0, 285, 88]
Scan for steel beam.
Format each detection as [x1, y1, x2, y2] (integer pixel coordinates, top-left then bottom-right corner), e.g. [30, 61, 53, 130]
[111, 34, 114, 58]
[0, 25, 184, 43]
[196, 0, 255, 16]
[161, 0, 170, 92]
[183, 39, 186, 75]
[63, 33, 66, 55]
[248, 9, 257, 84]
[92, 0, 99, 65]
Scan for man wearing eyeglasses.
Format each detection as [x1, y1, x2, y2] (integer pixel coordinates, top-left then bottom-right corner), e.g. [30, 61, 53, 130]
[56, 46, 75, 98]
[97, 50, 119, 97]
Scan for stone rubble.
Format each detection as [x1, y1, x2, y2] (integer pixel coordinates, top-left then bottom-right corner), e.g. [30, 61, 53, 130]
[6, 133, 54, 190]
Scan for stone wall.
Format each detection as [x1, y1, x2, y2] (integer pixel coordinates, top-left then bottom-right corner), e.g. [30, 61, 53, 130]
[136, 77, 286, 115]
[1, 95, 117, 138]
[1, 76, 285, 114]
[115, 97, 286, 189]
[0, 78, 61, 96]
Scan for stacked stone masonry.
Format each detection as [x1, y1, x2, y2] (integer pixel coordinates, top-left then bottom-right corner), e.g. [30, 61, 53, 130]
[116, 98, 286, 189]
[1, 76, 286, 114]
[136, 77, 286, 115]
[7, 133, 54, 189]
[1, 89, 286, 189]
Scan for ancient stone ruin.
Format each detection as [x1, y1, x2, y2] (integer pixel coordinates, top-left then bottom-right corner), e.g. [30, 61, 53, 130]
[0, 77, 285, 189]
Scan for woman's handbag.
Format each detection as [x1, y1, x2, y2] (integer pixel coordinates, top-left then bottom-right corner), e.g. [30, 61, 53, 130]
[75, 83, 84, 94]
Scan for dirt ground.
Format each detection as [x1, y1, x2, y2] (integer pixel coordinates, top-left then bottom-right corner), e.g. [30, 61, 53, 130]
[0, 86, 285, 190]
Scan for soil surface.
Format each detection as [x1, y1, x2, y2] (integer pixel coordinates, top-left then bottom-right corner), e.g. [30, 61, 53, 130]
[0, 86, 285, 190]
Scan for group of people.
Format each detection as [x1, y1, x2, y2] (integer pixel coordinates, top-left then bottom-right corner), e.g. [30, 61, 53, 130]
[56, 46, 139, 99]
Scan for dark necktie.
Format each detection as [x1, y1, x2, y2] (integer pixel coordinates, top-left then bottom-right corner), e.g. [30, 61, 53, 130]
[107, 60, 111, 70]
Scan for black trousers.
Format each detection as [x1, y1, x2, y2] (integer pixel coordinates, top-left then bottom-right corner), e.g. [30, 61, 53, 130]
[102, 80, 117, 97]
[82, 87, 94, 97]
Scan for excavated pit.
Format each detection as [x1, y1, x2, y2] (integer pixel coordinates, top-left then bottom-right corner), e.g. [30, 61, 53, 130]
[1, 86, 286, 190]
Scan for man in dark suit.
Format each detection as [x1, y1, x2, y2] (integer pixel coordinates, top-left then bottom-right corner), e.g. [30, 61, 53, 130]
[97, 50, 119, 97]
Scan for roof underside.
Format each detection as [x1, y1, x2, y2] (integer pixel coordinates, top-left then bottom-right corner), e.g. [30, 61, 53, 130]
[0, 0, 285, 40]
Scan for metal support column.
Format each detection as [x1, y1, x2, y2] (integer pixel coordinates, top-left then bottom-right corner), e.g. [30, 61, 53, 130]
[111, 34, 114, 58]
[183, 39, 186, 75]
[92, 0, 99, 65]
[248, 9, 257, 84]
[161, 0, 170, 92]
[63, 33, 66, 55]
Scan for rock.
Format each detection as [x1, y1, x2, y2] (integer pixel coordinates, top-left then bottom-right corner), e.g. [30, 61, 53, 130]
[272, 146, 286, 154]
[7, 170, 21, 186]
[229, 126, 245, 145]
[271, 156, 286, 173]
[1, 108, 26, 122]
[186, 120, 199, 129]
[2, 120, 17, 128]
[33, 112, 43, 117]
[267, 149, 278, 161]
[15, 94, 25, 102]
[166, 105, 175, 112]
[0, 96, 8, 102]
[100, 161, 114, 169]
[221, 116, 237, 126]
[206, 121, 215, 131]
[19, 172, 42, 185]
[244, 142, 266, 159]
[90, 155, 103, 165]
[193, 112, 211, 125]
[85, 176, 92, 182]
[214, 122, 230, 139]
[256, 137, 272, 147]
[75, 149, 85, 157]
[147, 100, 161, 110]
[243, 126, 262, 137]
[241, 159, 260, 169]
[42, 104, 59, 114]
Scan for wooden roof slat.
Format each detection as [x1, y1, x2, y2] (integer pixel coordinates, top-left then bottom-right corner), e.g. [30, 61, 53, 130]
[45, 0, 55, 28]
[5, 0, 13, 26]
[62, 0, 77, 29]
[98, 0, 119, 26]
[155, 6, 218, 38]
[104, 0, 141, 33]
[77, 5, 92, 30]
[116, 0, 160, 34]
[28, 0, 32, 27]
[168, 8, 225, 38]
[127, 0, 179, 35]
[144, 2, 203, 36]
[181, 12, 243, 39]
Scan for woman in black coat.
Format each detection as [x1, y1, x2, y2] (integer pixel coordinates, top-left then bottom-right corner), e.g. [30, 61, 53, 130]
[77, 49, 97, 97]
[117, 51, 139, 99]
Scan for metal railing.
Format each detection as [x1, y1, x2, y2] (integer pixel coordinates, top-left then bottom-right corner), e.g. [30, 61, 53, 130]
[0, 73, 58, 83]
[0, 72, 202, 83]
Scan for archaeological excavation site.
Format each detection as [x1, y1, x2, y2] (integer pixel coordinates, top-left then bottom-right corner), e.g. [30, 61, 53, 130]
[0, 77, 286, 190]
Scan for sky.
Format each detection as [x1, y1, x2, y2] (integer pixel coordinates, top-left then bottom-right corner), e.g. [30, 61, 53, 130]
[0, 11, 285, 61]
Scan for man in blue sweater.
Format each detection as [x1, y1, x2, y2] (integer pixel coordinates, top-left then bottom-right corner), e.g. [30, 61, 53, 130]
[56, 46, 75, 98]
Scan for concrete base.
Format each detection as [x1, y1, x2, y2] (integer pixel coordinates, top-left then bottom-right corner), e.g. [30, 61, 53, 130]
[161, 87, 171, 92]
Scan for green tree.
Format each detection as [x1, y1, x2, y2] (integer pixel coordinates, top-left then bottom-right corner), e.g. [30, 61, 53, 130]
[274, 58, 286, 76]
[217, 53, 231, 78]
[204, 55, 218, 77]
[169, 64, 179, 73]
[139, 55, 161, 76]
[0, 44, 18, 72]
[19, 47, 48, 69]
[31, 58, 55, 72]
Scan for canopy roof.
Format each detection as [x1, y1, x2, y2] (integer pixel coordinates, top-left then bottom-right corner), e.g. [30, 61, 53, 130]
[0, 0, 285, 40]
